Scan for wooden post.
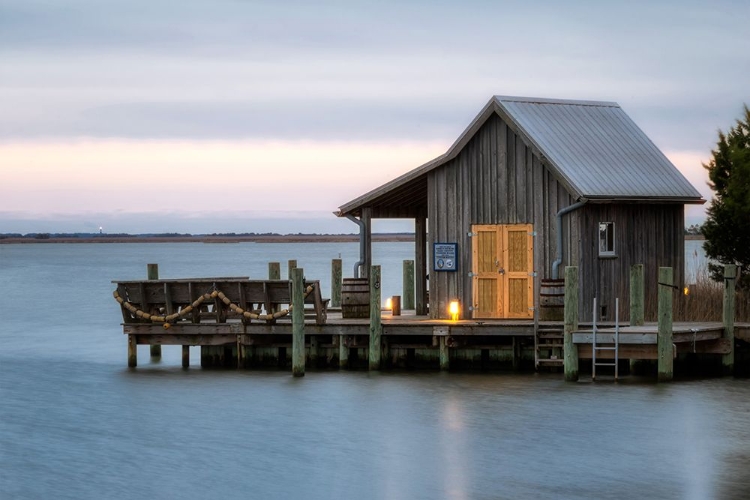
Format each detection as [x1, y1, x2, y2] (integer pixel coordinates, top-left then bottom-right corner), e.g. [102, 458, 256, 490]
[369, 265, 382, 370]
[309, 335, 318, 367]
[657, 267, 674, 382]
[339, 336, 349, 369]
[292, 267, 305, 377]
[147, 264, 161, 359]
[403, 260, 415, 310]
[128, 334, 137, 367]
[288, 259, 297, 279]
[361, 207, 372, 279]
[268, 262, 281, 280]
[182, 345, 189, 368]
[415, 216, 428, 315]
[439, 336, 449, 370]
[563, 266, 579, 381]
[391, 295, 401, 316]
[630, 264, 644, 326]
[629, 264, 644, 373]
[722, 264, 737, 376]
[331, 258, 342, 308]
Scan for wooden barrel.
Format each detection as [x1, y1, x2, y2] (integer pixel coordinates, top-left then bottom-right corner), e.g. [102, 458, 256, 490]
[342, 278, 370, 318]
[539, 278, 565, 321]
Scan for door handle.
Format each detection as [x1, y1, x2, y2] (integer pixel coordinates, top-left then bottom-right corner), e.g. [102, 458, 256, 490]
[498, 268, 505, 275]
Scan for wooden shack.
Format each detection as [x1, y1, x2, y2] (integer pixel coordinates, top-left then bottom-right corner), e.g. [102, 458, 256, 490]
[336, 96, 704, 321]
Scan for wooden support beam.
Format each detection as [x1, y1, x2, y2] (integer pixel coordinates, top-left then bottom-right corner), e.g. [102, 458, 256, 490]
[128, 334, 137, 367]
[292, 267, 305, 377]
[415, 216, 428, 316]
[439, 335, 449, 371]
[147, 264, 162, 359]
[339, 335, 349, 369]
[512, 336, 520, 370]
[564, 266, 579, 381]
[309, 335, 319, 366]
[287, 260, 297, 279]
[331, 259, 342, 308]
[722, 264, 737, 375]
[658, 267, 674, 382]
[182, 345, 189, 368]
[403, 260, 415, 310]
[369, 265, 382, 370]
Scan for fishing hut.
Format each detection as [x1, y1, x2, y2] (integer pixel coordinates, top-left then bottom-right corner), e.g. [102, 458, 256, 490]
[113, 95, 749, 380]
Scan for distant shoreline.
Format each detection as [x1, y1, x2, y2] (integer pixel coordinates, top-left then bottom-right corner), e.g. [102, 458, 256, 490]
[0, 234, 416, 244]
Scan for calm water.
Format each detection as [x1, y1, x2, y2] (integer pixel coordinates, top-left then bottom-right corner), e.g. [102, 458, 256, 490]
[2, 242, 749, 500]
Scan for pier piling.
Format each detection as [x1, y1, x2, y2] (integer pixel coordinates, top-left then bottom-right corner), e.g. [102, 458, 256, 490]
[563, 266, 579, 381]
[369, 265, 382, 370]
[287, 260, 297, 279]
[657, 267, 674, 382]
[403, 260, 415, 310]
[723, 264, 737, 376]
[292, 267, 305, 377]
[268, 262, 280, 280]
[629, 264, 644, 373]
[147, 264, 161, 359]
[331, 259, 342, 308]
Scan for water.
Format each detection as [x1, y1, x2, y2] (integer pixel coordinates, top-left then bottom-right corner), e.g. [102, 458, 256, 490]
[2, 242, 749, 500]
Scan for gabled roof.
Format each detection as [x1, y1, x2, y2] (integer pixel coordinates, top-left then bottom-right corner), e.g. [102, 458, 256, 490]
[337, 95, 704, 217]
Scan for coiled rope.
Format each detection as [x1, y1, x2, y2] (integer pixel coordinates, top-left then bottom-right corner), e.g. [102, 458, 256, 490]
[113, 284, 315, 329]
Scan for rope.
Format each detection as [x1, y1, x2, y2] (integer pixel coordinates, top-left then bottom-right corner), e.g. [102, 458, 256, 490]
[113, 284, 315, 329]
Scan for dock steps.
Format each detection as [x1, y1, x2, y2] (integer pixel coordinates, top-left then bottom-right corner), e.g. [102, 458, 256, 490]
[534, 317, 564, 370]
[592, 297, 620, 381]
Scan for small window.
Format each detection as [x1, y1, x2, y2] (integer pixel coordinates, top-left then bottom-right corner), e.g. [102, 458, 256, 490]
[598, 222, 615, 257]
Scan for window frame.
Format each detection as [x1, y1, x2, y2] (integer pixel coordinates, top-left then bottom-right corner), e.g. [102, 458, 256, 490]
[598, 221, 616, 257]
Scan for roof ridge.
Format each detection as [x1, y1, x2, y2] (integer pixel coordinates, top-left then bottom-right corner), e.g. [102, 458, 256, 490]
[494, 95, 619, 108]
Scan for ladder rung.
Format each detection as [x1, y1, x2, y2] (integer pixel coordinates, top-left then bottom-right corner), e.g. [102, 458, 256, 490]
[594, 346, 616, 351]
[594, 362, 617, 366]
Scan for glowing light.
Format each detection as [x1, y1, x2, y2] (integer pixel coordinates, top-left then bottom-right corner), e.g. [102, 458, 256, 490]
[684, 286, 690, 296]
[449, 300, 460, 321]
[385, 297, 392, 311]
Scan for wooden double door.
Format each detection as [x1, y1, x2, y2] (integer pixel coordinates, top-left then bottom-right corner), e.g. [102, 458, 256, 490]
[471, 224, 534, 319]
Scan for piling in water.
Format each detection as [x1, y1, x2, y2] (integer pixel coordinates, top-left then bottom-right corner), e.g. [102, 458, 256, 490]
[657, 267, 674, 382]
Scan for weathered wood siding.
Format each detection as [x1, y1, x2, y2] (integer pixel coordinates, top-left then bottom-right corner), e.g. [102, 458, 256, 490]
[427, 114, 577, 318]
[576, 204, 685, 322]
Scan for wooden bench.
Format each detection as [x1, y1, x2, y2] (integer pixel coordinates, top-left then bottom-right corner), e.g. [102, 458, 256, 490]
[113, 278, 328, 325]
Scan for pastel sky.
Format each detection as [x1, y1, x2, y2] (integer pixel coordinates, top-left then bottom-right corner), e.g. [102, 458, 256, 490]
[1, 0, 748, 234]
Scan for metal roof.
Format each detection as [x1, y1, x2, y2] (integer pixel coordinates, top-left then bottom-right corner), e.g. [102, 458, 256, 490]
[494, 96, 703, 200]
[337, 96, 703, 217]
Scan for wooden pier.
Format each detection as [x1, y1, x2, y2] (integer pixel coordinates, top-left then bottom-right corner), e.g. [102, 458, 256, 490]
[114, 263, 747, 380]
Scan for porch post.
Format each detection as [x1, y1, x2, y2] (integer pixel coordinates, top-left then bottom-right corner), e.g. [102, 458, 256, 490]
[361, 207, 372, 280]
[415, 215, 428, 316]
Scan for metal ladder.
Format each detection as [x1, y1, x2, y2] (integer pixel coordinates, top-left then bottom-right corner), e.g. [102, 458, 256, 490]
[592, 297, 619, 381]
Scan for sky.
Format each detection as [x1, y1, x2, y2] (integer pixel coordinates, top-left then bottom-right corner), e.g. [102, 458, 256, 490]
[1, 0, 748, 234]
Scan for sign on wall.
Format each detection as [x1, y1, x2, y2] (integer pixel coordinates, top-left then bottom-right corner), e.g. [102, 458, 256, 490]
[433, 243, 458, 272]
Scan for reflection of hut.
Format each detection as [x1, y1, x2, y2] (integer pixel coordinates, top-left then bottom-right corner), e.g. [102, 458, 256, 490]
[336, 96, 704, 321]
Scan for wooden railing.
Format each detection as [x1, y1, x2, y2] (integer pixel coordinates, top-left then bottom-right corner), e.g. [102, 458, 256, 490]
[113, 278, 328, 325]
